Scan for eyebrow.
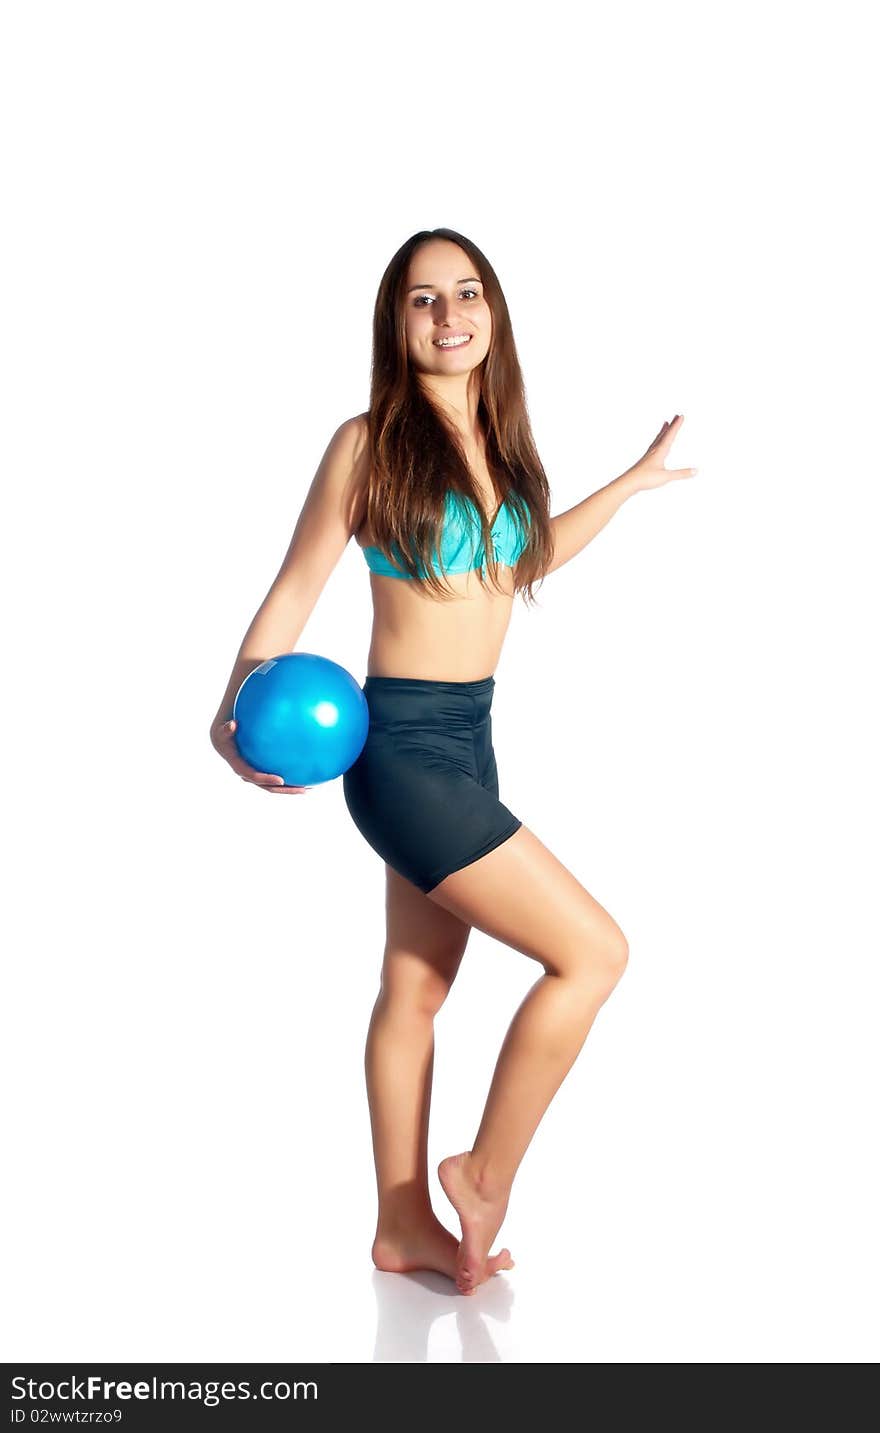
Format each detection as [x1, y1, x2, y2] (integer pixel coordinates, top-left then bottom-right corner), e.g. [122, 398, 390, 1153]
[406, 276, 483, 293]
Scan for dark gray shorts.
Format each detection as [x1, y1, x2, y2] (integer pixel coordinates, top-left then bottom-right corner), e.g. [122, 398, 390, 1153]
[342, 674, 522, 893]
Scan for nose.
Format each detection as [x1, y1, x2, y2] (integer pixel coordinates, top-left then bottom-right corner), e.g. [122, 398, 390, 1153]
[435, 308, 470, 329]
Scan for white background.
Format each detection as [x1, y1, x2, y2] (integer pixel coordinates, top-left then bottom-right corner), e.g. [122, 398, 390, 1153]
[3, 0, 878, 1364]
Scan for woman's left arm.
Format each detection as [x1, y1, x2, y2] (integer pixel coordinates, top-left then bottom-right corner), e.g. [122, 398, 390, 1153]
[545, 414, 698, 576]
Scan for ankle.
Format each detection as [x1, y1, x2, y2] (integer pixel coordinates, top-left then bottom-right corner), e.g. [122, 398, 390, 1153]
[376, 1180, 433, 1231]
[465, 1151, 513, 1202]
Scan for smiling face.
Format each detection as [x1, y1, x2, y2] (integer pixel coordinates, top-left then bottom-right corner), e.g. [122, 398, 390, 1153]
[403, 238, 492, 377]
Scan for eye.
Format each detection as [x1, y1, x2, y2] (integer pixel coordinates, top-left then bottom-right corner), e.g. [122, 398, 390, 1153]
[413, 288, 481, 307]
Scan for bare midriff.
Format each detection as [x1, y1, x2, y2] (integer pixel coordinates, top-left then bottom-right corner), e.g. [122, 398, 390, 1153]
[357, 541, 517, 682]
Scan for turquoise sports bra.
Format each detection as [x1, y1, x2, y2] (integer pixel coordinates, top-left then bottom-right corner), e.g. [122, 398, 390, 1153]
[362, 490, 531, 581]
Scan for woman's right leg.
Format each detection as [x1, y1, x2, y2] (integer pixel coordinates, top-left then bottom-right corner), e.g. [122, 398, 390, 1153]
[425, 822, 629, 1292]
[367, 863, 515, 1289]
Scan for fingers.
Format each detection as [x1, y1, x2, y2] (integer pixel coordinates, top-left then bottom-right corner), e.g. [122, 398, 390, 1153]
[239, 770, 309, 791]
[648, 412, 685, 455]
[243, 775, 309, 792]
[223, 721, 307, 791]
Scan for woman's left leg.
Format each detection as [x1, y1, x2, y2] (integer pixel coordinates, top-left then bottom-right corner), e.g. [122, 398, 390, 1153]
[368, 863, 514, 1286]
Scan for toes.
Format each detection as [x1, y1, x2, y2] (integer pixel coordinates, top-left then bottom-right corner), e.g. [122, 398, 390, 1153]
[488, 1247, 515, 1274]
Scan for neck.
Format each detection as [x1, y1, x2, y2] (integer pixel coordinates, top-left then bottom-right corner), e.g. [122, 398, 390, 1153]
[420, 374, 483, 442]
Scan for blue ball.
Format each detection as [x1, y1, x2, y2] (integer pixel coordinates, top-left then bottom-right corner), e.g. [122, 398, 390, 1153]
[232, 652, 369, 787]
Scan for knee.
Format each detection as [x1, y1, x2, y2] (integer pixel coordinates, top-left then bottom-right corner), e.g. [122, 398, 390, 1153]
[603, 929, 629, 988]
[562, 926, 629, 995]
[379, 968, 455, 1020]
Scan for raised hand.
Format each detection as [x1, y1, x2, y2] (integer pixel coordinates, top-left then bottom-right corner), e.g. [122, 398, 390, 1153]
[626, 413, 699, 492]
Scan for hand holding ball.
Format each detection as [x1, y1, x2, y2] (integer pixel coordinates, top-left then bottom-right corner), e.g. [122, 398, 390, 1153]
[232, 653, 368, 788]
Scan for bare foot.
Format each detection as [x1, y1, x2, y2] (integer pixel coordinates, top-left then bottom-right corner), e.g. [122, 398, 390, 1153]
[372, 1209, 514, 1295]
[438, 1152, 511, 1295]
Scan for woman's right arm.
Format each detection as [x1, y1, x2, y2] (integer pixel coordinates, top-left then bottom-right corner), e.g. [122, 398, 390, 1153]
[210, 413, 369, 790]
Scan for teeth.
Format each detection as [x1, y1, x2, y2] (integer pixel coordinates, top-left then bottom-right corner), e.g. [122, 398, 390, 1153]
[434, 334, 471, 348]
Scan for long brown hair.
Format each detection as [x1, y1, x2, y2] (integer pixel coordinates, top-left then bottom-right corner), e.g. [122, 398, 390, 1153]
[364, 227, 554, 604]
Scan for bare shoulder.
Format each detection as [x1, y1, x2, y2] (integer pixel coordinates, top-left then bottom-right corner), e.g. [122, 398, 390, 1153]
[265, 414, 372, 595]
[325, 411, 368, 462]
[330, 411, 370, 479]
[331, 411, 369, 450]
[309, 412, 369, 527]
[336, 412, 371, 532]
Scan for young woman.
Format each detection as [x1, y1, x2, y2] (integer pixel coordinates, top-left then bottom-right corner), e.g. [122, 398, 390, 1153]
[210, 228, 697, 1297]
